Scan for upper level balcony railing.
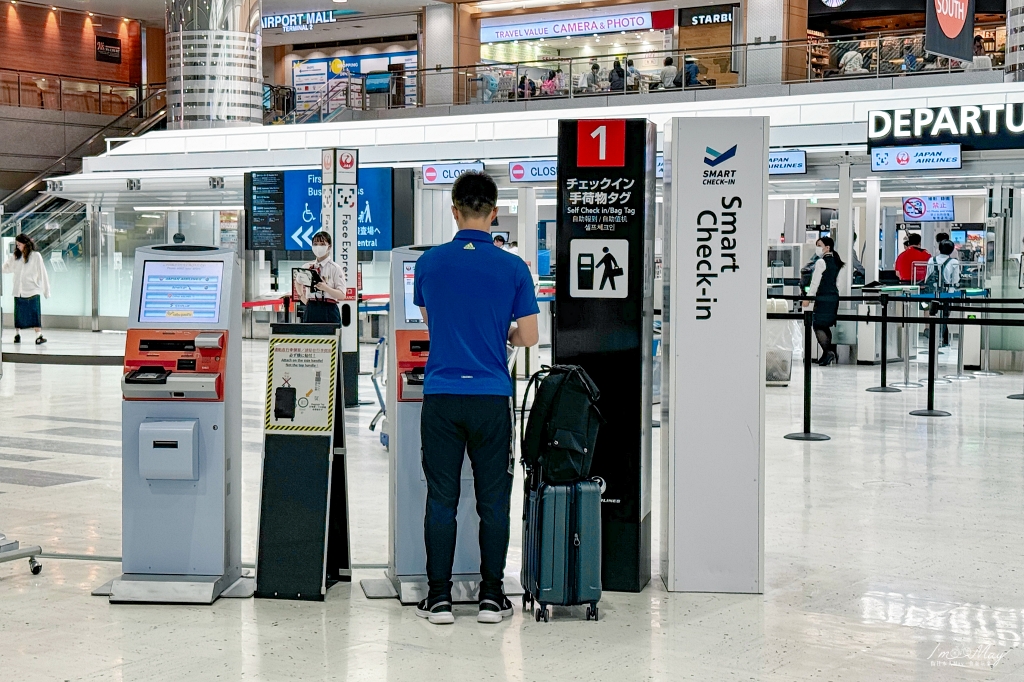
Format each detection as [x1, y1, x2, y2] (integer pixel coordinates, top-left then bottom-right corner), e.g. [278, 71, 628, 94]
[271, 23, 1004, 121]
[0, 69, 161, 117]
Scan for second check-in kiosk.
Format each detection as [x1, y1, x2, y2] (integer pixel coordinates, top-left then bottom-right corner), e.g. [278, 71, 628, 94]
[99, 245, 248, 604]
[384, 246, 482, 604]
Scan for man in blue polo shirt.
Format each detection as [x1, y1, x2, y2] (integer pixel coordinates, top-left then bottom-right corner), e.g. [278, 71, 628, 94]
[413, 171, 539, 625]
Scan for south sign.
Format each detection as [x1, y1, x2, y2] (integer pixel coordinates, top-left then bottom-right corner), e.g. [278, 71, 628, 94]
[868, 105, 1024, 151]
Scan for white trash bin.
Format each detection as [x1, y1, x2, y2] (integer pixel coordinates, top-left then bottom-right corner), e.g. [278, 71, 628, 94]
[766, 299, 795, 386]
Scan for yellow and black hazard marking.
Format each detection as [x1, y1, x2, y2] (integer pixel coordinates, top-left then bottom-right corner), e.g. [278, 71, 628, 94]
[264, 336, 338, 433]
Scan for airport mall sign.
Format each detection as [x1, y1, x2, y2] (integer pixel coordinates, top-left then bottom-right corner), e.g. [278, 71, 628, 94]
[868, 105, 1024, 151]
[262, 11, 343, 32]
[480, 12, 652, 42]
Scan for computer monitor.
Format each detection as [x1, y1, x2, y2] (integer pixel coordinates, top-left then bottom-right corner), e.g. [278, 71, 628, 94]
[403, 261, 423, 324]
[950, 229, 967, 244]
[139, 260, 224, 323]
[879, 270, 900, 285]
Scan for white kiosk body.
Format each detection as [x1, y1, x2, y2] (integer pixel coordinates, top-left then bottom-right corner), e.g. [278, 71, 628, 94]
[108, 245, 245, 604]
[386, 245, 481, 604]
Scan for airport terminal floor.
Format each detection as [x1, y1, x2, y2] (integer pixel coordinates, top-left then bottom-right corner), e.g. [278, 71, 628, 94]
[2, 336, 1023, 681]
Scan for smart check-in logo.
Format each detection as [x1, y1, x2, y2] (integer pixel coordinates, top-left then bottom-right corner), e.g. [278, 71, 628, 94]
[704, 145, 737, 167]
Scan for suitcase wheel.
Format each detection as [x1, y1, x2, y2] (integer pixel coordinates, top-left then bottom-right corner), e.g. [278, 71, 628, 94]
[535, 607, 542, 622]
[586, 605, 599, 622]
[535, 605, 549, 622]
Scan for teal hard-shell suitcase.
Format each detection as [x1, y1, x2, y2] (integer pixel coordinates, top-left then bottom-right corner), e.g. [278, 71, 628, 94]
[521, 480, 602, 621]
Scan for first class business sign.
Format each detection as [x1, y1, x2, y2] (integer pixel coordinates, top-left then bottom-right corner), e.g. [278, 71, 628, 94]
[868, 105, 1024, 152]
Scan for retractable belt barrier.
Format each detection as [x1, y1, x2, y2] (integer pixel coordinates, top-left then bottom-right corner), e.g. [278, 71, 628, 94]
[768, 292, 1024, 439]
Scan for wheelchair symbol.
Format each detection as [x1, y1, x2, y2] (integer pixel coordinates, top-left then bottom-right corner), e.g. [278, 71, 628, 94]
[302, 203, 315, 223]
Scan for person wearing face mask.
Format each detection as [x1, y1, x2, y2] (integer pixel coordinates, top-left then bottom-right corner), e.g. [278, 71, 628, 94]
[299, 231, 348, 325]
[803, 236, 845, 366]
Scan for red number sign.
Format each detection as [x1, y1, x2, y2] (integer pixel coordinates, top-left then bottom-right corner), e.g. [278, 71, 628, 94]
[577, 120, 625, 167]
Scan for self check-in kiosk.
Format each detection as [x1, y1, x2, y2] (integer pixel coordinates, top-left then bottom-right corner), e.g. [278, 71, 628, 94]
[96, 245, 250, 604]
[379, 246, 482, 604]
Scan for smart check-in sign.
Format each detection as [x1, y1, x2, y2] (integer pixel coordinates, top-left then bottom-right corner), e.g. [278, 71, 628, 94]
[421, 162, 484, 185]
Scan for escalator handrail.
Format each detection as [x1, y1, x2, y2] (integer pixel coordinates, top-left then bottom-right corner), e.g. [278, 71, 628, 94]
[1, 88, 166, 212]
[1, 194, 83, 236]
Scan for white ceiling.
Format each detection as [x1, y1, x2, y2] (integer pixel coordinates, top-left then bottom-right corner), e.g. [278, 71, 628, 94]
[47, 0, 439, 25]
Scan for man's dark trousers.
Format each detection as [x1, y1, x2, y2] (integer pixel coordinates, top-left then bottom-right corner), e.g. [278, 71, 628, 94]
[421, 393, 513, 601]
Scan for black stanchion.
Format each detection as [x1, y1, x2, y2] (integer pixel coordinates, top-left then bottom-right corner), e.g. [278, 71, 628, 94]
[867, 293, 900, 394]
[785, 309, 830, 441]
[910, 317, 951, 418]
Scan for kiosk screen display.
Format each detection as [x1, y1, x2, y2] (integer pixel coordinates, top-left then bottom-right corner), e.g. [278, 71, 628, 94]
[139, 260, 224, 323]
[403, 261, 422, 324]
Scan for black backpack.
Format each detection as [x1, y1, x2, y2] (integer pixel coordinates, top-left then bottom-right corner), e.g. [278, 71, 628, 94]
[520, 365, 602, 485]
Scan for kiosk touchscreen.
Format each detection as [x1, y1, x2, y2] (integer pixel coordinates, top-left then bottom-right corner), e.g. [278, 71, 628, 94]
[98, 245, 248, 604]
[382, 246, 481, 604]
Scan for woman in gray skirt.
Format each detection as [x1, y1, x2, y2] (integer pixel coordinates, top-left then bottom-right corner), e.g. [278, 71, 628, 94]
[3, 234, 50, 344]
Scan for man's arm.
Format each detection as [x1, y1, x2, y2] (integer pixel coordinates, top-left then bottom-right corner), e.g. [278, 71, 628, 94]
[419, 307, 429, 325]
[508, 314, 539, 347]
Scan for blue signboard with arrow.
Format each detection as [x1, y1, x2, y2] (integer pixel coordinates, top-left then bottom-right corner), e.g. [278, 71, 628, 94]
[357, 167, 393, 251]
[284, 169, 323, 249]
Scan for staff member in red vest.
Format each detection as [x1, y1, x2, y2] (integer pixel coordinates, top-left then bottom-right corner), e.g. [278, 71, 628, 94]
[894, 233, 930, 283]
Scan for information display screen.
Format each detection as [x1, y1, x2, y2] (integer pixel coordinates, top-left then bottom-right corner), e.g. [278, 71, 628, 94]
[246, 171, 286, 250]
[403, 261, 422, 324]
[139, 261, 224, 323]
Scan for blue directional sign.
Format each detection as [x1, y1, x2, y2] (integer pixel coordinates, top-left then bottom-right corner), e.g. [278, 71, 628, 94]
[284, 169, 322, 249]
[357, 167, 393, 251]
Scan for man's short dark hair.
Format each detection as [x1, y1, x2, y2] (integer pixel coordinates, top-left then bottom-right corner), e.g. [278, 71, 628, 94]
[451, 171, 497, 219]
[664, 57, 674, 66]
[935, 231, 950, 243]
[493, 234, 505, 245]
[907, 233, 922, 246]
[939, 240, 955, 256]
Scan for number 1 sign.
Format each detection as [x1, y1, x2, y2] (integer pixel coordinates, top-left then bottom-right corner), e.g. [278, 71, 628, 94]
[577, 119, 626, 167]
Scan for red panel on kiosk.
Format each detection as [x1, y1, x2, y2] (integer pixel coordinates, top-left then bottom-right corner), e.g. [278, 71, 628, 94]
[395, 330, 429, 402]
[123, 329, 227, 401]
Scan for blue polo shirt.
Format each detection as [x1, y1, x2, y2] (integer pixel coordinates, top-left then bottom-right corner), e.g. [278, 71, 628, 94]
[413, 230, 539, 396]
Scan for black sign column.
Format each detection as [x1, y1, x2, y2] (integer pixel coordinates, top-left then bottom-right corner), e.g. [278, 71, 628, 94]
[554, 119, 655, 593]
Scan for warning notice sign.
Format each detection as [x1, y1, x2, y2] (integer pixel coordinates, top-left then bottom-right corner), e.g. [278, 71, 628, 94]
[264, 336, 338, 433]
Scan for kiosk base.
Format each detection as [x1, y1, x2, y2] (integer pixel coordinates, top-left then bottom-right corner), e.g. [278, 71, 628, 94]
[93, 572, 253, 604]
[361, 572, 524, 605]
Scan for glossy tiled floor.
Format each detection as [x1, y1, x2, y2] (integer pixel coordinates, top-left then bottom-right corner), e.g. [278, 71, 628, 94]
[2, 337, 1024, 681]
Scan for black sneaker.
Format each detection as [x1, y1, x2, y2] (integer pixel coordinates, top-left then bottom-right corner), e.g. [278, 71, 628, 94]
[478, 595, 514, 623]
[416, 596, 454, 624]
[12, 334, 20, 344]
[35, 335, 46, 345]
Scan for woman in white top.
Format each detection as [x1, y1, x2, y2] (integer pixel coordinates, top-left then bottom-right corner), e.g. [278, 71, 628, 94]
[2, 234, 50, 344]
[299, 231, 348, 325]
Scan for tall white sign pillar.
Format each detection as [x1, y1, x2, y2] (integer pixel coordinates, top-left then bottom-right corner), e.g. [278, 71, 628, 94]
[660, 117, 767, 593]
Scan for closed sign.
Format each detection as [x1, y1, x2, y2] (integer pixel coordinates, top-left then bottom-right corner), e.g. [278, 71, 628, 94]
[509, 160, 557, 183]
[421, 162, 484, 185]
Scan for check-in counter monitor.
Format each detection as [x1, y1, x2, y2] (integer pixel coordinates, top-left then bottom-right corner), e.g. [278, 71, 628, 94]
[386, 246, 480, 603]
[113, 246, 243, 604]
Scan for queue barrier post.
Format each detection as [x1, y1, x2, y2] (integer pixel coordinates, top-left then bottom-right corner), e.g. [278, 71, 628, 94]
[945, 291, 975, 382]
[867, 293, 900, 393]
[785, 308, 830, 441]
[976, 290, 1003, 377]
[891, 295, 923, 389]
[910, 315, 951, 418]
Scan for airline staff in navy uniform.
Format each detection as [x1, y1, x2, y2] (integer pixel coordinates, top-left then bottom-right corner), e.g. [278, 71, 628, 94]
[299, 231, 348, 324]
[413, 172, 540, 625]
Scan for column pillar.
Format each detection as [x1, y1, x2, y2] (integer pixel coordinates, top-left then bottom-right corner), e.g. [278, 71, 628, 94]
[1007, 1, 1024, 82]
[165, 0, 263, 129]
[865, 178, 881, 284]
[744, 0, 807, 85]
[423, 4, 455, 106]
[517, 187, 539, 378]
[838, 163, 853, 296]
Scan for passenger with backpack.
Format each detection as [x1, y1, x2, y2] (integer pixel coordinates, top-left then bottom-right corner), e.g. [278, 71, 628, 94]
[412, 171, 540, 625]
[925, 240, 961, 347]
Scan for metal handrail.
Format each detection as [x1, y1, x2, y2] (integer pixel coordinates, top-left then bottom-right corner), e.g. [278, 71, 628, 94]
[1, 88, 166, 213]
